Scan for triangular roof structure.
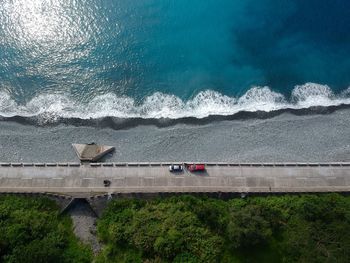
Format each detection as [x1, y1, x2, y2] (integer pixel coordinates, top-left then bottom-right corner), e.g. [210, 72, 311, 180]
[72, 143, 115, 162]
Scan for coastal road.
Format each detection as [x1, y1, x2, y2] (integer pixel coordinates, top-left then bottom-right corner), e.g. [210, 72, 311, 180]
[0, 162, 349, 197]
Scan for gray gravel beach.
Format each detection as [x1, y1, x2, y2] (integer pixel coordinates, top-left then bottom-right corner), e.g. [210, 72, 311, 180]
[0, 109, 349, 163]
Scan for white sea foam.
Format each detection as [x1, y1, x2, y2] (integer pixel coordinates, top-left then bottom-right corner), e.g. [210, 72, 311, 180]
[0, 83, 349, 121]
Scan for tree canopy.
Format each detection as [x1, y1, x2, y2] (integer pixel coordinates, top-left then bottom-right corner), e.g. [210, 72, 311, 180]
[0, 195, 92, 263]
[97, 194, 350, 263]
[1, 194, 350, 263]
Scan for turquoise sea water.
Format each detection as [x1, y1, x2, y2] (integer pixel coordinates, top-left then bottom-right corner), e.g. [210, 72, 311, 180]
[0, 0, 349, 119]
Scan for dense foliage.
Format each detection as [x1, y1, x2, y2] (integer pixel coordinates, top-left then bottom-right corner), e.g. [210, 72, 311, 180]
[0, 195, 92, 263]
[1, 194, 349, 263]
[97, 194, 350, 263]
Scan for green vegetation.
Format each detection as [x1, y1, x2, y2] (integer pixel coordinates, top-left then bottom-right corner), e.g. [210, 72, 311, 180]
[97, 194, 350, 263]
[1, 194, 349, 263]
[0, 195, 92, 263]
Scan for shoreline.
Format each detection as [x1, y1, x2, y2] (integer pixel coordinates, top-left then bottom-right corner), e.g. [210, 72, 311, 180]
[1, 103, 350, 130]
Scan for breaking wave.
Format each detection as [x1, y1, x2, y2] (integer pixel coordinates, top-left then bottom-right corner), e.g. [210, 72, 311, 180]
[0, 83, 349, 122]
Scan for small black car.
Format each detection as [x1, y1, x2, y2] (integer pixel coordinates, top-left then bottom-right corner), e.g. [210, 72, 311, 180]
[103, 180, 111, 187]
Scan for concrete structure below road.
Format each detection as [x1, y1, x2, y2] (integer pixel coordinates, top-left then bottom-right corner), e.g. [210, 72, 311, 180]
[0, 162, 349, 198]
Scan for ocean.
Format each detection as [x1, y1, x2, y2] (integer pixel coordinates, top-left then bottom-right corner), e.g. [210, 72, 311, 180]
[0, 0, 349, 161]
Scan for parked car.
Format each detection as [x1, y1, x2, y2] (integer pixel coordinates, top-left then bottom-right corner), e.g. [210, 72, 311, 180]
[169, 164, 183, 172]
[103, 180, 111, 187]
[186, 164, 205, 172]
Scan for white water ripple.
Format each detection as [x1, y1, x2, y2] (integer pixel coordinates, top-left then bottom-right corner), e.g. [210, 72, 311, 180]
[0, 83, 349, 121]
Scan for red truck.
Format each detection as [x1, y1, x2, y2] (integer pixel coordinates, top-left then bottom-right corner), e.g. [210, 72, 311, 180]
[186, 163, 206, 172]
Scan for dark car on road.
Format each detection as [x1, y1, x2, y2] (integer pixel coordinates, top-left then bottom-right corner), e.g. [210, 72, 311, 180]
[103, 180, 111, 187]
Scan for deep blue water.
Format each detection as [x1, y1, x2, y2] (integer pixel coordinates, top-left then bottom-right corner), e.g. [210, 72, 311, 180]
[0, 0, 349, 119]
